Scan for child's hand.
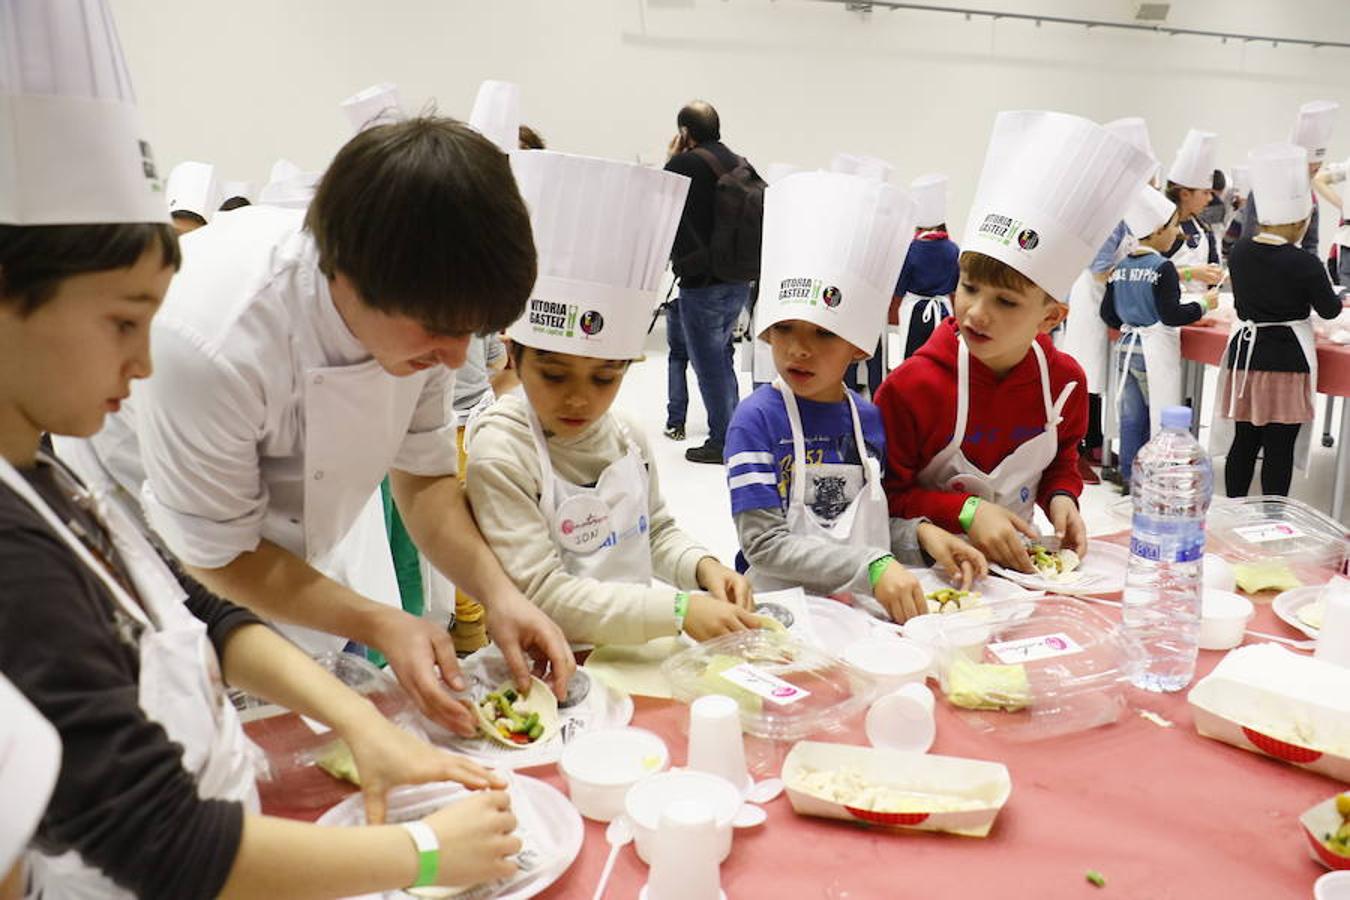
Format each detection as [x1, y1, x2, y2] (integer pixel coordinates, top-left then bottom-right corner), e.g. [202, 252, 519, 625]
[872, 560, 926, 624]
[1203, 288, 1220, 310]
[695, 556, 755, 610]
[1189, 264, 1224, 286]
[916, 522, 988, 590]
[1047, 495, 1088, 558]
[423, 789, 520, 887]
[682, 593, 762, 641]
[966, 501, 1040, 573]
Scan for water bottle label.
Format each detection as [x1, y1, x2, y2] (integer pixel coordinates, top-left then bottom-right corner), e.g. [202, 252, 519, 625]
[1233, 521, 1306, 544]
[1130, 515, 1206, 563]
[987, 632, 1084, 665]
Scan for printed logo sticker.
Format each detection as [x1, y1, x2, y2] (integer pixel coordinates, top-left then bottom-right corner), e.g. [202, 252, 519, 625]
[579, 310, 604, 336]
[1016, 229, 1040, 250]
[821, 286, 842, 308]
[976, 213, 1031, 247]
[527, 298, 579, 338]
[776, 277, 842, 311]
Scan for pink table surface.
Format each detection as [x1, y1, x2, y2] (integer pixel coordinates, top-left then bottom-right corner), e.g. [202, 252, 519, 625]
[259, 586, 1345, 900]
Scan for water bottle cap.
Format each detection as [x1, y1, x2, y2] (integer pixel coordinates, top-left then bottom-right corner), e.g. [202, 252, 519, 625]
[1161, 406, 1193, 430]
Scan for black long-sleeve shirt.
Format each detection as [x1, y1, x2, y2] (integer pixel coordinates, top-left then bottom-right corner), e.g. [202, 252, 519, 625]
[665, 140, 744, 288]
[0, 458, 261, 900]
[1226, 237, 1343, 372]
[1100, 252, 1202, 329]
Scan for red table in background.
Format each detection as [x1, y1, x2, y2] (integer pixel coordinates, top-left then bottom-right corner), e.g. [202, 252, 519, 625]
[259, 596, 1346, 900]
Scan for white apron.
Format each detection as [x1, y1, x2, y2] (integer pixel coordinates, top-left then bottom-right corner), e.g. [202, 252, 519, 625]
[530, 409, 654, 585]
[916, 339, 1076, 524]
[749, 380, 891, 592]
[894, 292, 952, 366]
[0, 455, 261, 900]
[1171, 217, 1217, 294]
[1061, 270, 1110, 394]
[1107, 320, 1184, 440]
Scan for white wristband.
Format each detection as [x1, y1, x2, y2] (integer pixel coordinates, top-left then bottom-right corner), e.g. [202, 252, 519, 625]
[400, 820, 440, 889]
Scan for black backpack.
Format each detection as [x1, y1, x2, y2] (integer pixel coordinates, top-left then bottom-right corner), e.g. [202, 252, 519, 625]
[688, 146, 766, 284]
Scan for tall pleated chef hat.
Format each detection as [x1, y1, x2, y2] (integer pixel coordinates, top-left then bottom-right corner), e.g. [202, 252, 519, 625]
[165, 161, 219, 222]
[1249, 142, 1312, 226]
[469, 80, 520, 153]
[1167, 128, 1219, 190]
[962, 110, 1155, 302]
[910, 173, 948, 229]
[1291, 100, 1338, 163]
[755, 171, 915, 355]
[1123, 184, 1176, 238]
[830, 152, 893, 183]
[0, 674, 61, 876]
[506, 151, 690, 360]
[0, 0, 168, 224]
[340, 82, 403, 134]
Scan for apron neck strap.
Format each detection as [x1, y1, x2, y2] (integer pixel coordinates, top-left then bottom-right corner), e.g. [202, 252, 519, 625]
[772, 379, 876, 509]
[525, 405, 559, 517]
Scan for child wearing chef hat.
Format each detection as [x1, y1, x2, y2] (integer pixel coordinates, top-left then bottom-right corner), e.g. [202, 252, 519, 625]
[465, 151, 758, 646]
[875, 111, 1154, 574]
[725, 171, 986, 624]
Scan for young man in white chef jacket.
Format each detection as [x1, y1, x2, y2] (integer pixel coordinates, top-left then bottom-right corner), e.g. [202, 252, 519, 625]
[70, 117, 574, 734]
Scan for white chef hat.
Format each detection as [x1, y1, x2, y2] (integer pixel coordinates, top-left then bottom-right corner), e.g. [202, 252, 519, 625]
[165, 161, 218, 223]
[1167, 129, 1219, 190]
[257, 158, 320, 209]
[340, 82, 403, 135]
[1230, 164, 1251, 198]
[217, 180, 256, 206]
[1249, 142, 1312, 226]
[0, 674, 61, 875]
[910, 174, 948, 228]
[469, 80, 521, 153]
[506, 152, 690, 360]
[0, 0, 168, 224]
[756, 171, 915, 355]
[762, 163, 803, 185]
[1291, 100, 1339, 162]
[830, 152, 893, 183]
[962, 110, 1155, 303]
[1123, 184, 1176, 238]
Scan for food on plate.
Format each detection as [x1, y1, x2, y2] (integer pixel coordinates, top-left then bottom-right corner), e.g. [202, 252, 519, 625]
[315, 740, 360, 786]
[475, 678, 559, 748]
[926, 587, 982, 615]
[1298, 598, 1327, 630]
[1322, 793, 1350, 857]
[1030, 545, 1081, 581]
[792, 765, 985, 814]
[752, 613, 788, 633]
[1233, 560, 1302, 593]
[945, 656, 1031, 712]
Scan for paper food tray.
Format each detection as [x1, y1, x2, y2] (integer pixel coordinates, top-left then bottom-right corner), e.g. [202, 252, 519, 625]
[1188, 644, 1350, 781]
[1301, 796, 1350, 871]
[782, 741, 1011, 837]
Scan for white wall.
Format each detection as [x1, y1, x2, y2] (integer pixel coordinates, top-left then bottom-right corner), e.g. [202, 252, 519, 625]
[111, 0, 1350, 242]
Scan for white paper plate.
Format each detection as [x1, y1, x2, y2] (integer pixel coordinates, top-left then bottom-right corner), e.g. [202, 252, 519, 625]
[988, 540, 1128, 596]
[805, 596, 875, 648]
[1273, 585, 1326, 639]
[854, 567, 1042, 626]
[424, 652, 633, 769]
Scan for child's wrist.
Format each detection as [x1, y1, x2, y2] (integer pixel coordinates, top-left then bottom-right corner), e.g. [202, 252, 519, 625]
[957, 496, 982, 533]
[674, 592, 691, 631]
[400, 821, 439, 889]
[867, 555, 895, 589]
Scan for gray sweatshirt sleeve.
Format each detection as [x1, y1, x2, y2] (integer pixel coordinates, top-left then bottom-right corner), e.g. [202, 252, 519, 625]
[889, 515, 932, 567]
[735, 507, 887, 596]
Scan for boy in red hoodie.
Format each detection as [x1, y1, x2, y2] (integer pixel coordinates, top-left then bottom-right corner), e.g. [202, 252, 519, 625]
[875, 111, 1155, 572]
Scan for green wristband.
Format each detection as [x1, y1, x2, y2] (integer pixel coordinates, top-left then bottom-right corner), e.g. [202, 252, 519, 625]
[674, 592, 690, 631]
[957, 496, 982, 533]
[401, 821, 439, 889]
[867, 555, 895, 589]
[1182, 267, 1192, 282]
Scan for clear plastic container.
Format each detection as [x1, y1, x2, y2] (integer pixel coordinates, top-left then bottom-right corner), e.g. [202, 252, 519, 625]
[660, 631, 880, 743]
[1207, 496, 1349, 588]
[932, 596, 1140, 741]
[236, 652, 423, 811]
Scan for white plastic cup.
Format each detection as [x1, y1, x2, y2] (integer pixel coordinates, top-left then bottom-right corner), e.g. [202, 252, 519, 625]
[841, 636, 934, 691]
[1316, 870, 1350, 900]
[687, 695, 750, 794]
[640, 799, 726, 900]
[1202, 553, 1236, 593]
[1198, 590, 1254, 651]
[558, 726, 669, 822]
[865, 682, 937, 752]
[1315, 579, 1350, 669]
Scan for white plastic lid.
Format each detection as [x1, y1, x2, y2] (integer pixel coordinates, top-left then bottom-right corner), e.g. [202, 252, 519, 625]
[560, 727, 668, 786]
[842, 637, 932, 681]
[865, 685, 936, 753]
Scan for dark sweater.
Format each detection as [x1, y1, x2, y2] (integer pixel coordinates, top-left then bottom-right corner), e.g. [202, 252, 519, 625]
[1225, 237, 1342, 372]
[0, 458, 261, 900]
[1100, 251, 1202, 329]
[665, 140, 745, 288]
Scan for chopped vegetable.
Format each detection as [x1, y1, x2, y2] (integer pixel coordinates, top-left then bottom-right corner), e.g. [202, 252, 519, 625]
[925, 587, 981, 615]
[477, 687, 546, 746]
[1086, 870, 1106, 888]
[1136, 710, 1174, 729]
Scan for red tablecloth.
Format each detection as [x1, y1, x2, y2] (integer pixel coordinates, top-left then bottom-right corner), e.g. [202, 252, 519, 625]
[258, 594, 1343, 899]
[1180, 323, 1350, 398]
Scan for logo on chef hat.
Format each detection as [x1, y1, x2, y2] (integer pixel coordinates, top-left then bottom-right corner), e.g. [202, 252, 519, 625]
[1016, 229, 1040, 251]
[139, 140, 162, 186]
[580, 310, 605, 336]
[821, 286, 842, 308]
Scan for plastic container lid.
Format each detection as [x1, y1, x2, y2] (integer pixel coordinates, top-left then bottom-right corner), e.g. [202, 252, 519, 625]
[1207, 496, 1348, 584]
[931, 596, 1139, 741]
[661, 631, 880, 742]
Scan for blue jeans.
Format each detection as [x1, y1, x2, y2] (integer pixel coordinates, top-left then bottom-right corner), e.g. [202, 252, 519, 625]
[1117, 348, 1151, 483]
[678, 281, 750, 446]
[665, 298, 689, 429]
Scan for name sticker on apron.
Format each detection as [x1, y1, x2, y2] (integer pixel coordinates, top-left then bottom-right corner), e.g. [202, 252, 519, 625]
[715, 662, 812, 706]
[554, 495, 612, 555]
[987, 632, 1084, 665]
[1232, 522, 1306, 544]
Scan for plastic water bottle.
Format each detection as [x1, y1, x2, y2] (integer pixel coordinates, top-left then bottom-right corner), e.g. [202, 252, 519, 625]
[1121, 405, 1214, 692]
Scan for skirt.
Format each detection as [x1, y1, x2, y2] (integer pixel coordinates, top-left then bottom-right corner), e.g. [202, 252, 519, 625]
[1217, 369, 1315, 425]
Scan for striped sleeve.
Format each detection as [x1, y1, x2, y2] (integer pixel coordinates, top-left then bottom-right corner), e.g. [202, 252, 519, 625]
[724, 408, 783, 516]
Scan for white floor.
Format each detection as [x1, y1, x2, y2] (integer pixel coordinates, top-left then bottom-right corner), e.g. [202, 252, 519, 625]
[611, 317, 1346, 570]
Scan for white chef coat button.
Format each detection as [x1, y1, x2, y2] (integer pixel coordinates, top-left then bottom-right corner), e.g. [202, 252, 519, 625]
[314, 375, 324, 385]
[313, 471, 324, 481]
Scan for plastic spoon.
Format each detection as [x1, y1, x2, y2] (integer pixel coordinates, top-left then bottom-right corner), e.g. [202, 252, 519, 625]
[591, 815, 632, 900]
[746, 777, 784, 804]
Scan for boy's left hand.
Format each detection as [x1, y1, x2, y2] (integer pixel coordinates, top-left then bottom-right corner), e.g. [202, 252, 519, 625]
[916, 522, 988, 590]
[696, 556, 755, 609]
[1048, 495, 1087, 557]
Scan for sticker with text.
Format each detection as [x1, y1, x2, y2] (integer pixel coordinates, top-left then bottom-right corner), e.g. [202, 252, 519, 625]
[987, 632, 1084, 665]
[715, 662, 812, 706]
[1232, 521, 1306, 544]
